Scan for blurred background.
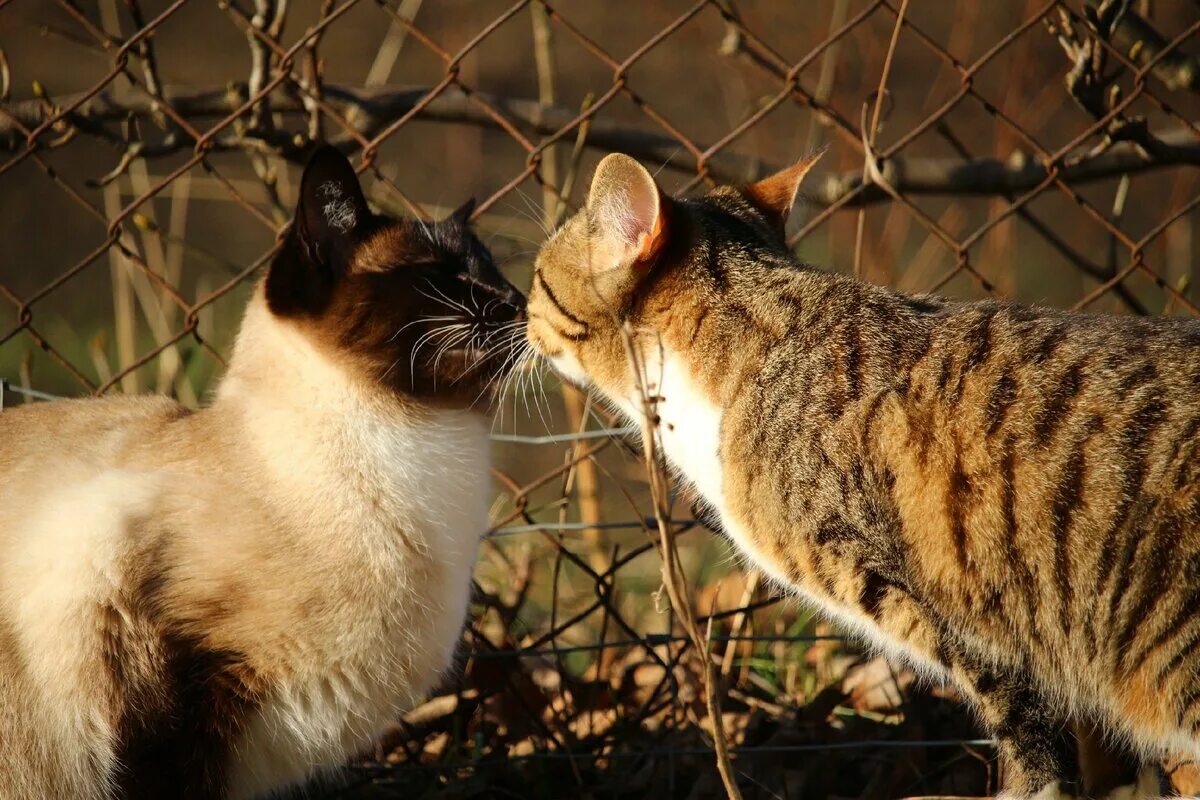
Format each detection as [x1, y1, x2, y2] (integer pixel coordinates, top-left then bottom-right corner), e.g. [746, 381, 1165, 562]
[2, 1, 1200, 797]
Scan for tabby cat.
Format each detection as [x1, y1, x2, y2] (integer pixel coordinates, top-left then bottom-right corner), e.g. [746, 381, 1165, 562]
[525, 151, 1200, 799]
[0, 146, 523, 799]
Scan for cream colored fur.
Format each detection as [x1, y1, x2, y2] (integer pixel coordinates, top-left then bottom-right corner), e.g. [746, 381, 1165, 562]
[0, 289, 490, 798]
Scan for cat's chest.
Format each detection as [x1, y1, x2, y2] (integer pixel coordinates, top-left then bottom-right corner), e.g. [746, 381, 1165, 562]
[228, 411, 490, 797]
[270, 404, 490, 552]
[362, 412, 491, 542]
[630, 354, 937, 670]
[319, 410, 490, 653]
[624, 354, 794, 587]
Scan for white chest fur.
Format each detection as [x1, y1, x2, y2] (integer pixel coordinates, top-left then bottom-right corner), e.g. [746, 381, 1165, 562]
[603, 348, 947, 680]
[548, 346, 787, 583]
[219, 317, 492, 797]
[604, 350, 795, 588]
[227, 403, 491, 798]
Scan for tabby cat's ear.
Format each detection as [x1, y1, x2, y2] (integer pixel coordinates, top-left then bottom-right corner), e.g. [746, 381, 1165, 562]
[267, 146, 371, 315]
[584, 153, 670, 273]
[742, 147, 826, 237]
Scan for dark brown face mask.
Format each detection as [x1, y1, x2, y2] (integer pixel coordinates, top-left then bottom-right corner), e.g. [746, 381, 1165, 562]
[265, 145, 526, 405]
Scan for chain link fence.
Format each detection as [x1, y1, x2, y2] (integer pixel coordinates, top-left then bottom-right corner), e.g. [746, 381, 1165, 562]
[3, 1, 1200, 797]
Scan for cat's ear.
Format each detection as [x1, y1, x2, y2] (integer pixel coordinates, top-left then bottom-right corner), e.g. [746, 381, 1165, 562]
[585, 153, 670, 272]
[295, 145, 370, 270]
[742, 147, 825, 236]
[266, 146, 371, 315]
[447, 197, 476, 226]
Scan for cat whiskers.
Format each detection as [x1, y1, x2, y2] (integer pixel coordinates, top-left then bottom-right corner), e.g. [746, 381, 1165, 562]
[413, 216, 436, 247]
[466, 323, 528, 409]
[506, 191, 554, 240]
[430, 326, 475, 383]
[388, 314, 462, 343]
[418, 281, 475, 317]
[490, 337, 532, 431]
[459, 320, 523, 379]
[509, 340, 553, 435]
[380, 321, 469, 385]
[431, 313, 526, 392]
[527, 347, 554, 434]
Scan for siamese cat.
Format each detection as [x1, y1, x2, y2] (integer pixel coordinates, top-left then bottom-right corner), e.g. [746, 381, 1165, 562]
[0, 146, 524, 799]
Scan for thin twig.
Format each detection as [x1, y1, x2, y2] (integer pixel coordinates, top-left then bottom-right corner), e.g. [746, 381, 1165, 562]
[1086, 0, 1200, 91]
[364, 0, 422, 88]
[8, 84, 1199, 205]
[618, 322, 743, 800]
[853, 0, 908, 279]
[531, 1, 559, 230]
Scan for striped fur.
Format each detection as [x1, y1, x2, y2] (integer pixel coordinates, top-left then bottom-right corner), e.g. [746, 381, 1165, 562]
[526, 152, 1195, 798]
[0, 148, 523, 798]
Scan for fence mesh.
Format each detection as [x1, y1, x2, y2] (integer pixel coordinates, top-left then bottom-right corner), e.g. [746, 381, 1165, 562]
[3, 1, 1200, 797]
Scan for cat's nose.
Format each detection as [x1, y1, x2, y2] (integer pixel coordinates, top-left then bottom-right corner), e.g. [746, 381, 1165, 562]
[505, 286, 527, 312]
[483, 269, 525, 313]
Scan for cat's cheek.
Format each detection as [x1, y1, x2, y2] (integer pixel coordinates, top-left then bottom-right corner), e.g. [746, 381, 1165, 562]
[546, 352, 591, 390]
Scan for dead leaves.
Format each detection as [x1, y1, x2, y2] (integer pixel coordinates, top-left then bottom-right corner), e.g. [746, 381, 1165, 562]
[338, 604, 994, 799]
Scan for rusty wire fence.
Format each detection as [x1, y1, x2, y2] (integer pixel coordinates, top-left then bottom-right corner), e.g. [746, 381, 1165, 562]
[3, 0, 1200, 797]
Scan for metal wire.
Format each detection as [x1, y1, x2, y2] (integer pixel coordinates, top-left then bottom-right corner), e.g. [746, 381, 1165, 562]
[3, 2, 1199, 794]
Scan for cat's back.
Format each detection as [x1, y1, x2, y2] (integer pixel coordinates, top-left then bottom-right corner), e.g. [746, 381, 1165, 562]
[864, 294, 1200, 512]
[0, 395, 194, 799]
[0, 395, 195, 533]
[0, 394, 189, 470]
[927, 295, 1200, 368]
[894, 296, 1200, 447]
[1, 394, 192, 512]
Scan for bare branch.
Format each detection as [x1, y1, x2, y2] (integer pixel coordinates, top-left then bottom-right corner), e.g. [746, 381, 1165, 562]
[244, 0, 284, 134]
[620, 321, 744, 800]
[365, 0, 422, 89]
[4, 84, 1198, 207]
[1087, 0, 1200, 92]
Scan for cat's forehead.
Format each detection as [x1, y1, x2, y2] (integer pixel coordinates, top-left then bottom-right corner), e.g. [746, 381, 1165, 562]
[702, 185, 765, 219]
[353, 218, 457, 272]
[535, 184, 774, 278]
[694, 187, 784, 247]
[537, 213, 592, 268]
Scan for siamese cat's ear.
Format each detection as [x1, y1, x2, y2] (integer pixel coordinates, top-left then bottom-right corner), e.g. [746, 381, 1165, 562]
[584, 153, 670, 273]
[447, 197, 476, 226]
[295, 145, 370, 271]
[267, 146, 371, 315]
[742, 147, 825, 237]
